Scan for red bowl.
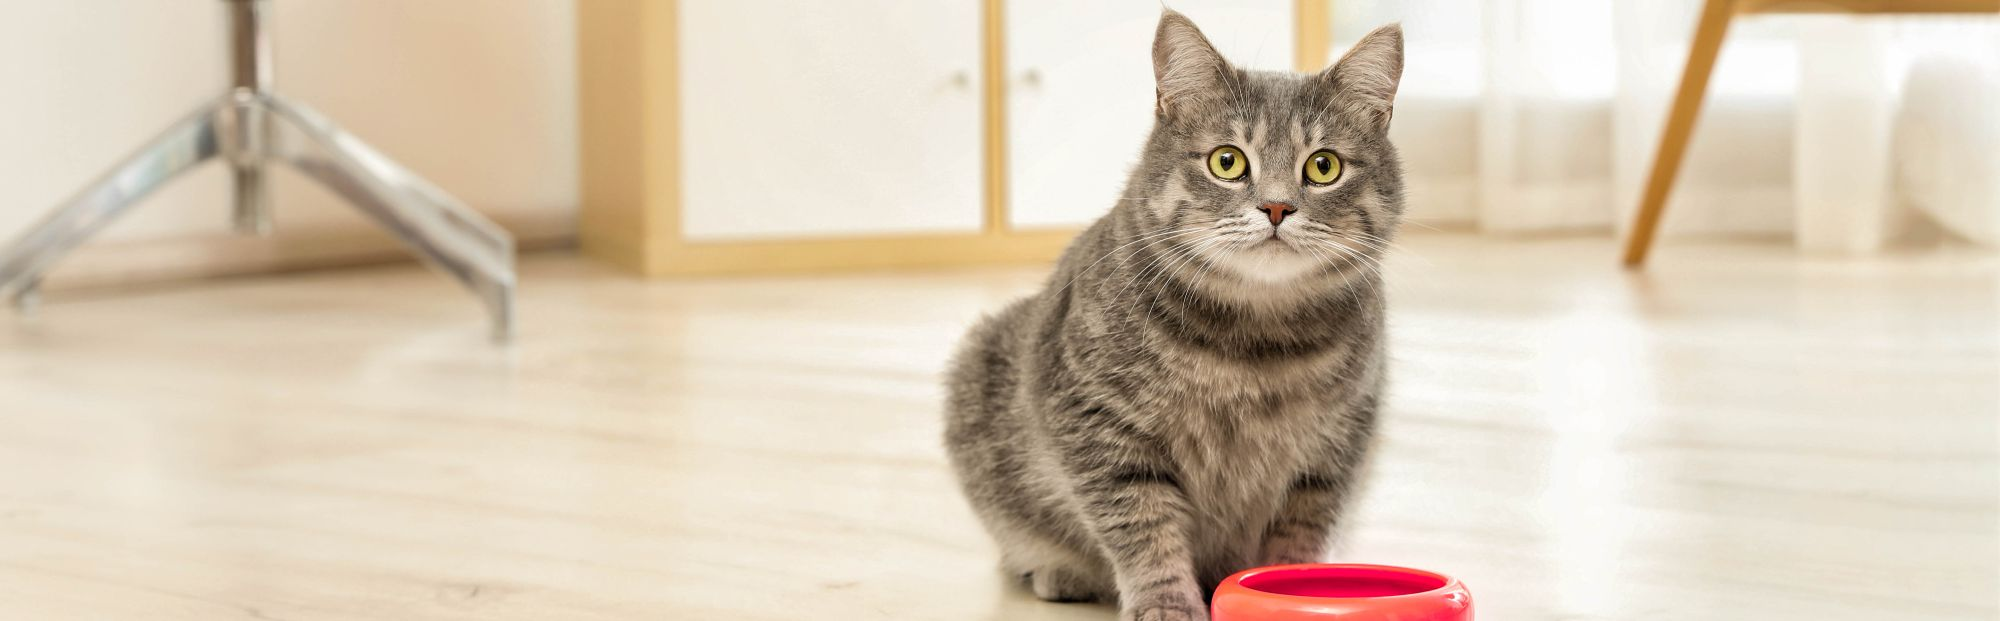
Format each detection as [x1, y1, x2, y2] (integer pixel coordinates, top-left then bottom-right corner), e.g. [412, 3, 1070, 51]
[1211, 564, 1472, 621]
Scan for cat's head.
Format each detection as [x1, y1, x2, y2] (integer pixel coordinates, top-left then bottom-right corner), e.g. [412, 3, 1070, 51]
[1136, 11, 1404, 286]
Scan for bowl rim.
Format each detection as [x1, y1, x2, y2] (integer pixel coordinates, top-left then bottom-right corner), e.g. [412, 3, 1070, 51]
[1221, 563, 1462, 603]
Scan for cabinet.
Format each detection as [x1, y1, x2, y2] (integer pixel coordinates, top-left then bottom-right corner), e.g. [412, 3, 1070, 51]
[679, 1, 984, 241]
[1005, 1, 1295, 229]
[580, 1, 1317, 276]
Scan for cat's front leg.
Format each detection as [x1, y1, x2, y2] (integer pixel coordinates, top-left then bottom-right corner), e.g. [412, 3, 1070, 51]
[1058, 422, 1205, 620]
[1256, 468, 1357, 566]
[1260, 399, 1378, 567]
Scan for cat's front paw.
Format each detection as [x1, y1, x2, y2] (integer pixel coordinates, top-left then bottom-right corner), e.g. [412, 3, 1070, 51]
[1258, 550, 1327, 567]
[1122, 601, 1207, 621]
[1027, 566, 1104, 603]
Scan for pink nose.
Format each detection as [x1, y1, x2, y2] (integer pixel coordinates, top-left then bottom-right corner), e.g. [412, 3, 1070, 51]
[1258, 202, 1296, 225]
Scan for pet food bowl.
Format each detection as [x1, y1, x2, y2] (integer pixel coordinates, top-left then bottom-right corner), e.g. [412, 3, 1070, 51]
[1210, 564, 1472, 621]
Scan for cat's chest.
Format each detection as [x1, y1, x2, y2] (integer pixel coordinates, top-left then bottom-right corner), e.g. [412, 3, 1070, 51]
[1142, 389, 1334, 516]
[1161, 397, 1330, 474]
[1159, 401, 1329, 553]
[1124, 349, 1353, 478]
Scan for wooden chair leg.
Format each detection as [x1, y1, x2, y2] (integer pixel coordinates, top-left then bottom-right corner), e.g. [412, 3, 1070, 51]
[1623, 0, 1738, 267]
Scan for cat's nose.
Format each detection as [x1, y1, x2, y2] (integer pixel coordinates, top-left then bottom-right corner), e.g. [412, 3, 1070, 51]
[1257, 202, 1296, 226]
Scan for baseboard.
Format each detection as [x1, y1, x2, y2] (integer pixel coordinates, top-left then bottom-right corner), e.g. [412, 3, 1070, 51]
[33, 209, 576, 294]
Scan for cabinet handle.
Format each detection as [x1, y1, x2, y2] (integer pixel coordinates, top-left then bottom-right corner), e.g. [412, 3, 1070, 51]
[1020, 68, 1042, 90]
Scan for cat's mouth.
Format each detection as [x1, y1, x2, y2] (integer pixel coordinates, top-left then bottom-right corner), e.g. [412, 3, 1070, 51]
[1211, 232, 1320, 283]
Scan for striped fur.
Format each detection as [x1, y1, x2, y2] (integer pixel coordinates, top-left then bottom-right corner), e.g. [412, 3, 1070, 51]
[945, 11, 1404, 621]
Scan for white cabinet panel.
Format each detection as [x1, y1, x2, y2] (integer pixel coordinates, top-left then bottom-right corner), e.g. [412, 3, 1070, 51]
[680, 1, 984, 241]
[1006, 1, 1293, 229]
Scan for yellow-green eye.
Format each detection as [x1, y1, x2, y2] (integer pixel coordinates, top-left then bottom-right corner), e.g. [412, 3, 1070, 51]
[1207, 146, 1247, 181]
[1304, 150, 1342, 185]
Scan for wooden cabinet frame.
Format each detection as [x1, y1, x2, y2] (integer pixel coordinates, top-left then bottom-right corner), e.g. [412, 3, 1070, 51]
[579, 0, 1331, 276]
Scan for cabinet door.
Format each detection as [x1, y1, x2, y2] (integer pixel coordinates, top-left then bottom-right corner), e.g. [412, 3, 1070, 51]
[1006, 1, 1293, 229]
[679, 1, 983, 241]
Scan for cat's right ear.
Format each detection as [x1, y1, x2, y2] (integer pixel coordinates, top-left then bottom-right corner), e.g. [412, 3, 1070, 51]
[1152, 10, 1232, 121]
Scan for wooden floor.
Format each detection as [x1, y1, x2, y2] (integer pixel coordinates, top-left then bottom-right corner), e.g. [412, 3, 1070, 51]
[2, 234, 1995, 620]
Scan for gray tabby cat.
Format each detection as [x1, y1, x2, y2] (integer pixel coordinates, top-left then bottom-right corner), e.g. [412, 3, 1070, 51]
[943, 11, 1405, 621]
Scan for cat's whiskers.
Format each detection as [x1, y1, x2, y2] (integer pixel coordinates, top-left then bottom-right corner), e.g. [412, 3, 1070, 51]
[1115, 229, 1235, 295]
[1291, 221, 1416, 270]
[1295, 235, 1333, 268]
[1112, 240, 1200, 306]
[1333, 230, 1427, 272]
[1218, 63, 1252, 120]
[1180, 241, 1230, 309]
[1129, 228, 1229, 308]
[1050, 225, 1212, 298]
[1295, 230, 1359, 269]
[1303, 233, 1356, 275]
[1145, 233, 1232, 313]
[1330, 234, 1387, 257]
[1298, 239, 1358, 287]
[1132, 234, 1213, 299]
[1306, 85, 1342, 132]
[1113, 231, 1215, 302]
[1334, 228, 1393, 251]
[1315, 237, 1386, 283]
[1400, 219, 1446, 233]
[1311, 240, 1368, 281]
[1096, 221, 1235, 295]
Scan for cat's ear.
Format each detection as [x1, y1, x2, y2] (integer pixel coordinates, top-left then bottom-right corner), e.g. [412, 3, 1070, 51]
[1320, 23, 1404, 132]
[1152, 10, 1233, 120]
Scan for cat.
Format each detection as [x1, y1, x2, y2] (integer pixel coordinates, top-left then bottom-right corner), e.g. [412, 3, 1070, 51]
[943, 10, 1405, 621]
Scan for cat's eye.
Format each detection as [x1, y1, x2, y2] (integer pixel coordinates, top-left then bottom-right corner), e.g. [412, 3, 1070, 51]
[1304, 150, 1342, 185]
[1207, 146, 1247, 181]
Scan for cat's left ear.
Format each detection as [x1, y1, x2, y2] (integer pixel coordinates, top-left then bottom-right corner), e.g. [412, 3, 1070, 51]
[1319, 23, 1404, 132]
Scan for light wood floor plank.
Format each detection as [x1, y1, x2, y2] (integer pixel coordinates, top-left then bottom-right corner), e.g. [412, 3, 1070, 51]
[2, 234, 1994, 620]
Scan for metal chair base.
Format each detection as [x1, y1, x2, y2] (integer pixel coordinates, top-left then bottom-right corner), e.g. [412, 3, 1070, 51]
[0, 0, 515, 341]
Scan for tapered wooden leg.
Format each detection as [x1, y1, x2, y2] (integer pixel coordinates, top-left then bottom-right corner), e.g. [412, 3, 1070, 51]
[1623, 0, 1737, 267]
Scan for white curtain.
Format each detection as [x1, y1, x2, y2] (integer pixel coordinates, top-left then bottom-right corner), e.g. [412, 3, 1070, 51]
[1329, 0, 2000, 252]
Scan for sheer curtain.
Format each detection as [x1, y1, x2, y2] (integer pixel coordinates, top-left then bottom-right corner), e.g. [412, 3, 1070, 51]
[1328, 0, 2000, 252]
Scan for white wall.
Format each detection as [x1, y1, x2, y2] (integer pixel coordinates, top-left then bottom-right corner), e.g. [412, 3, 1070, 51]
[0, 0, 577, 287]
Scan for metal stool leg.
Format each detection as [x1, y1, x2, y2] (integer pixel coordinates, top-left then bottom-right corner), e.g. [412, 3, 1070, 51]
[0, 0, 517, 341]
[11, 277, 43, 317]
[0, 102, 223, 302]
[265, 96, 517, 342]
[225, 0, 274, 235]
[227, 101, 275, 235]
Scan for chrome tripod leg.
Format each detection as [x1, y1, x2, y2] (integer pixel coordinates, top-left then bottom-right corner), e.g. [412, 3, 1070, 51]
[230, 164, 271, 234]
[263, 95, 517, 342]
[225, 95, 274, 235]
[10, 277, 41, 316]
[224, 0, 274, 236]
[0, 100, 223, 305]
